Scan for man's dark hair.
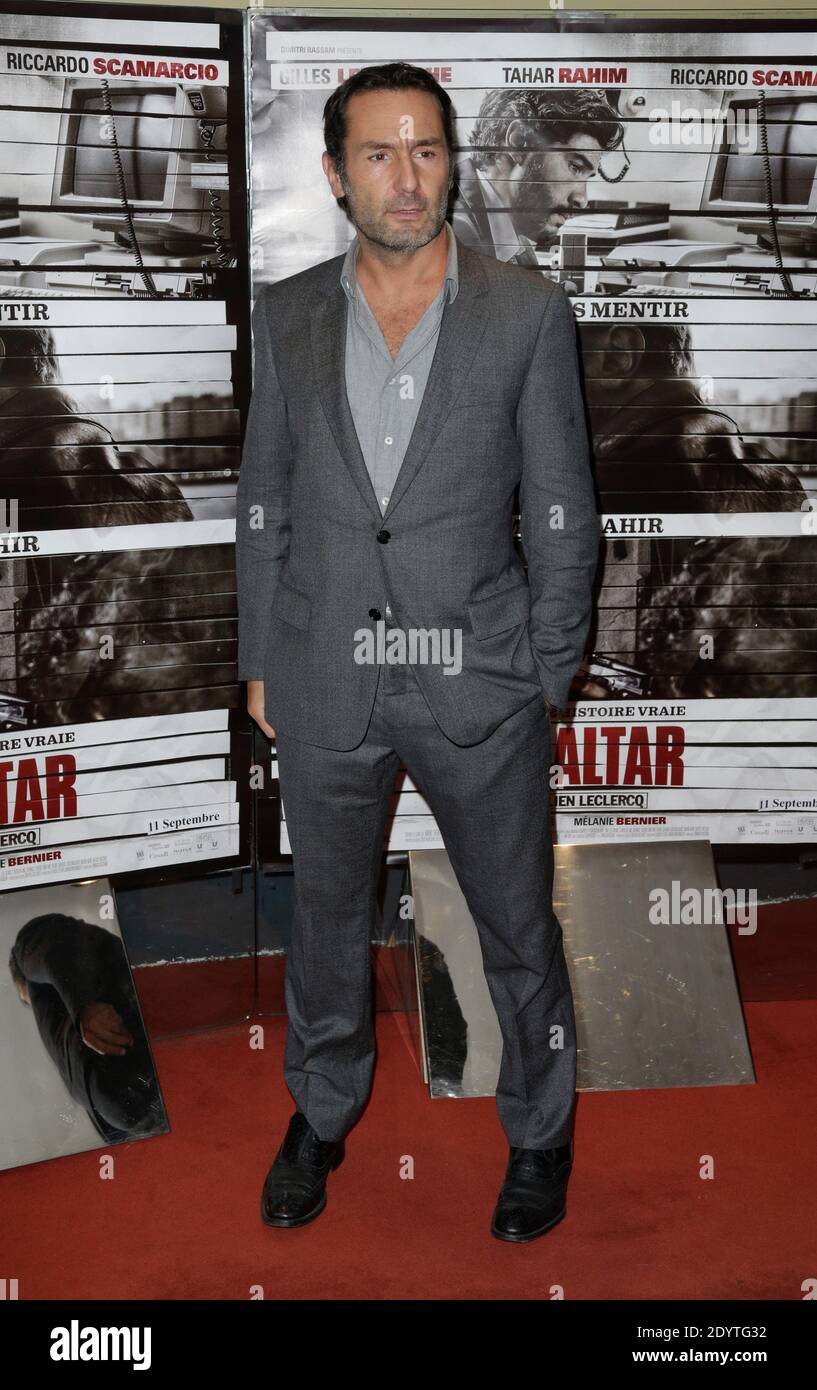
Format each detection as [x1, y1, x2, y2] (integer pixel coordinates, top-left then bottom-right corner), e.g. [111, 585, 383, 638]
[323, 61, 456, 213]
[468, 88, 624, 170]
[0, 326, 60, 385]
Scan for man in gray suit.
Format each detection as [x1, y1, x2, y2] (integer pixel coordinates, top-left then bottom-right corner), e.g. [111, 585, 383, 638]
[236, 62, 599, 1242]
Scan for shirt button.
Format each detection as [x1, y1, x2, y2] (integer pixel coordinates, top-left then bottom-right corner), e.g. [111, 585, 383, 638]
[384, 436, 393, 445]
[382, 496, 390, 507]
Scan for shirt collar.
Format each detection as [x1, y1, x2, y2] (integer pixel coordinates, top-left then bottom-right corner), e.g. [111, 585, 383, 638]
[340, 220, 459, 305]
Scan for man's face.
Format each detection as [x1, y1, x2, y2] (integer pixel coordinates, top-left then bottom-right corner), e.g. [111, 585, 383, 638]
[323, 87, 453, 253]
[579, 323, 645, 408]
[500, 128, 604, 241]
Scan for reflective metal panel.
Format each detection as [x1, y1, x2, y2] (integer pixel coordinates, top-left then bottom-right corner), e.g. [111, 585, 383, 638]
[410, 840, 754, 1096]
[1, 880, 169, 1172]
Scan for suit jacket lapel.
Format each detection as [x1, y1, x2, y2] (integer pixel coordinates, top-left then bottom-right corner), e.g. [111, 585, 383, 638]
[310, 233, 490, 524]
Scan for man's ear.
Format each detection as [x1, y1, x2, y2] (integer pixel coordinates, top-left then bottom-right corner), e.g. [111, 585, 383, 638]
[604, 323, 646, 378]
[322, 149, 343, 199]
[504, 119, 529, 164]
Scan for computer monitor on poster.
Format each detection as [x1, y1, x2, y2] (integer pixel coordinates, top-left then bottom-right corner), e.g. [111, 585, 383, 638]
[49, 80, 228, 255]
[700, 92, 817, 254]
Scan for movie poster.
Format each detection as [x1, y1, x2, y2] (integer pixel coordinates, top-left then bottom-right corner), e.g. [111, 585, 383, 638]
[250, 14, 817, 847]
[0, 4, 247, 889]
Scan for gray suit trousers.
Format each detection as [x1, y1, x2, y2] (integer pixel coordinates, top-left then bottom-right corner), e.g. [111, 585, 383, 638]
[274, 659, 577, 1150]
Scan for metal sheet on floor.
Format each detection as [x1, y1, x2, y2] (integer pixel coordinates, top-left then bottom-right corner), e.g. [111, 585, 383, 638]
[409, 840, 754, 1096]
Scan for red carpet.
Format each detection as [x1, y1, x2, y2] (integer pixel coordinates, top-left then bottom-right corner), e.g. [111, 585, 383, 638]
[2, 999, 815, 1300]
[728, 898, 817, 1002]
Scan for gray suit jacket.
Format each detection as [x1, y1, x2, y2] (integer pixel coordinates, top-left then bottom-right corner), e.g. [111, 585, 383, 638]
[235, 233, 599, 750]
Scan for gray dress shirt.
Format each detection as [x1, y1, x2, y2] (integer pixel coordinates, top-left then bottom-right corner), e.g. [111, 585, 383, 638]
[340, 222, 459, 619]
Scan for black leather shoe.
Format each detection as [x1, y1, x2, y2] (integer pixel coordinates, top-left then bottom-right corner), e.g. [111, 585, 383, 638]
[260, 1110, 345, 1228]
[490, 1141, 573, 1243]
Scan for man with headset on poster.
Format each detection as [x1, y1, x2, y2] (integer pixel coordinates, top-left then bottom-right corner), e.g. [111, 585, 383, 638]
[236, 62, 599, 1243]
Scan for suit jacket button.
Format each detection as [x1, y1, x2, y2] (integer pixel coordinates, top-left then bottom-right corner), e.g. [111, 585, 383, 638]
[369, 608, 382, 620]
[376, 529, 391, 543]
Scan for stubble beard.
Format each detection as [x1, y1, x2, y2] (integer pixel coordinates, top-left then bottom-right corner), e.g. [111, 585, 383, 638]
[339, 167, 453, 254]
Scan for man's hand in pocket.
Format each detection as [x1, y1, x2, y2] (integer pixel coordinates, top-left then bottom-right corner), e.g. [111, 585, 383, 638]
[247, 679, 276, 739]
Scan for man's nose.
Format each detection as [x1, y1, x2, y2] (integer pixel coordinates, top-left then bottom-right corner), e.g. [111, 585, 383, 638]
[568, 182, 588, 210]
[393, 149, 422, 191]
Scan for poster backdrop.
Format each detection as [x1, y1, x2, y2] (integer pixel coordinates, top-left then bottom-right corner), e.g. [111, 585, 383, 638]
[247, 12, 817, 848]
[0, 4, 249, 889]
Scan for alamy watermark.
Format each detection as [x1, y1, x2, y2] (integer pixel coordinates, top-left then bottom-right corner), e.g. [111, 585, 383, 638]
[649, 99, 756, 151]
[354, 621, 462, 676]
[50, 1321, 151, 1369]
[649, 881, 758, 935]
